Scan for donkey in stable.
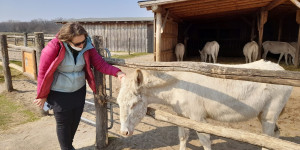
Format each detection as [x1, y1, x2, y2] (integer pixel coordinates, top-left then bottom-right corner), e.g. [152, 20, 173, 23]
[117, 60, 293, 150]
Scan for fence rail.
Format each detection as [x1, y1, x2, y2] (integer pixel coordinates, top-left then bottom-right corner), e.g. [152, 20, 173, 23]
[146, 107, 300, 150]
[105, 58, 300, 87]
[6, 33, 54, 45]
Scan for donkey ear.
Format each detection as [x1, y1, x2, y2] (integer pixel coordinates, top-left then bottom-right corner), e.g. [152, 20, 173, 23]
[134, 69, 143, 87]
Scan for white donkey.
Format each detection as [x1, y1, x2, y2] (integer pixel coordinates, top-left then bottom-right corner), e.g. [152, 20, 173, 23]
[243, 41, 258, 63]
[175, 43, 185, 61]
[262, 41, 296, 65]
[175, 37, 189, 61]
[117, 60, 293, 150]
[199, 41, 219, 63]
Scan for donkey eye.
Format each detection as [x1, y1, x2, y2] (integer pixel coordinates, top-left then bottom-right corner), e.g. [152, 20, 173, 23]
[131, 101, 139, 109]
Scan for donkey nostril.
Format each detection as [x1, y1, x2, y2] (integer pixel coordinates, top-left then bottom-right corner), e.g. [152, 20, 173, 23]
[126, 131, 129, 136]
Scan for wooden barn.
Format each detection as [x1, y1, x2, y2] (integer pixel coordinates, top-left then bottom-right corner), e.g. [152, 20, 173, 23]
[138, 0, 300, 66]
[56, 17, 154, 53]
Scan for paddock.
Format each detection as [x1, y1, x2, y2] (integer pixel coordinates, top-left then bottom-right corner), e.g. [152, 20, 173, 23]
[1, 10, 300, 148]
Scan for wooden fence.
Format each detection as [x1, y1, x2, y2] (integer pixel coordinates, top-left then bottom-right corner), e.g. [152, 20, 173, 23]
[6, 33, 54, 46]
[2, 32, 300, 149]
[0, 32, 44, 84]
[105, 58, 300, 150]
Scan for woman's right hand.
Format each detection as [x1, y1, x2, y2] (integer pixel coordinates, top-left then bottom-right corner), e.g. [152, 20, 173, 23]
[33, 98, 47, 109]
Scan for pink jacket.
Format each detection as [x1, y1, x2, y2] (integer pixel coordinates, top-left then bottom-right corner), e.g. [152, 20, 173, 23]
[36, 37, 121, 99]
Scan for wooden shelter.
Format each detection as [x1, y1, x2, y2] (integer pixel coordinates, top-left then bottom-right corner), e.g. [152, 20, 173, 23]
[56, 17, 154, 53]
[139, 0, 300, 66]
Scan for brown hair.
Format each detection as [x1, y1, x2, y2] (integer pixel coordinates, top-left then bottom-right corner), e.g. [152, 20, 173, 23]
[58, 22, 88, 42]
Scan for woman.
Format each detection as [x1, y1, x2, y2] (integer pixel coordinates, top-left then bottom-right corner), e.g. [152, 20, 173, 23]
[34, 22, 125, 150]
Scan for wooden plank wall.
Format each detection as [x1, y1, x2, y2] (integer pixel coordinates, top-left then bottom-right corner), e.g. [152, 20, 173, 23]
[161, 20, 178, 61]
[84, 23, 152, 53]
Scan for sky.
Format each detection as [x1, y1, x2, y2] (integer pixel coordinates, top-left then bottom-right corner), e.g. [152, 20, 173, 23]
[0, 0, 153, 22]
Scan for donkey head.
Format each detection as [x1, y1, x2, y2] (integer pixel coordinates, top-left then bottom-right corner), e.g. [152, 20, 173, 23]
[117, 70, 148, 136]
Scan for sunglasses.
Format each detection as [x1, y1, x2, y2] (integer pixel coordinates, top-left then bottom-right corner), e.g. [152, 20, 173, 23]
[71, 38, 86, 47]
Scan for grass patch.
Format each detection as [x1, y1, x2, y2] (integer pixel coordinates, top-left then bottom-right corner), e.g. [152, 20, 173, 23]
[0, 66, 24, 83]
[10, 60, 22, 67]
[0, 93, 40, 130]
[111, 52, 150, 59]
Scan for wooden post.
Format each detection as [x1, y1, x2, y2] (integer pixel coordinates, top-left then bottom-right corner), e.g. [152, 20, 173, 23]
[105, 37, 108, 49]
[295, 10, 300, 67]
[128, 38, 131, 55]
[257, 10, 268, 59]
[153, 13, 157, 61]
[152, 5, 162, 62]
[277, 18, 283, 41]
[34, 32, 44, 72]
[92, 35, 108, 149]
[250, 16, 255, 41]
[14, 37, 17, 45]
[0, 34, 13, 92]
[24, 32, 28, 47]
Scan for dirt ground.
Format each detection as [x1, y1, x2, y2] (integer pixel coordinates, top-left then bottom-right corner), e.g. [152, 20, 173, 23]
[0, 54, 300, 150]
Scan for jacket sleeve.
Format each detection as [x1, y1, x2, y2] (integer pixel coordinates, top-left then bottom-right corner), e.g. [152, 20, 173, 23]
[36, 39, 60, 98]
[89, 48, 121, 77]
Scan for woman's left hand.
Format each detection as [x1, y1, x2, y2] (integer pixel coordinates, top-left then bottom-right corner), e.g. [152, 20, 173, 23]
[33, 98, 47, 109]
[117, 71, 126, 81]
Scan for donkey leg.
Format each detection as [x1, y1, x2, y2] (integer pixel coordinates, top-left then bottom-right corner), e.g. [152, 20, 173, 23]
[176, 55, 180, 62]
[284, 54, 289, 65]
[178, 127, 190, 150]
[261, 120, 277, 150]
[212, 55, 216, 63]
[196, 132, 211, 150]
[191, 117, 212, 150]
[259, 112, 281, 150]
[278, 53, 284, 64]
[262, 51, 268, 60]
[249, 55, 252, 63]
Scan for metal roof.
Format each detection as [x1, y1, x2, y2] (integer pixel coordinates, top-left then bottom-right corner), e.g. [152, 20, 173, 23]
[55, 17, 154, 24]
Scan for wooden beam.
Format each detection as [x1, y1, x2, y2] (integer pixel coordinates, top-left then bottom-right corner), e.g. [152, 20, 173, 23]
[263, 0, 287, 11]
[153, 5, 163, 62]
[151, 5, 162, 13]
[170, 3, 268, 17]
[257, 9, 268, 59]
[146, 107, 300, 150]
[154, 6, 182, 23]
[169, 0, 268, 12]
[290, 0, 300, 8]
[164, 0, 222, 8]
[297, 9, 300, 24]
[104, 58, 300, 87]
[251, 15, 256, 41]
[295, 10, 300, 67]
[139, 0, 190, 8]
[296, 24, 300, 67]
[278, 18, 283, 41]
[161, 9, 169, 33]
